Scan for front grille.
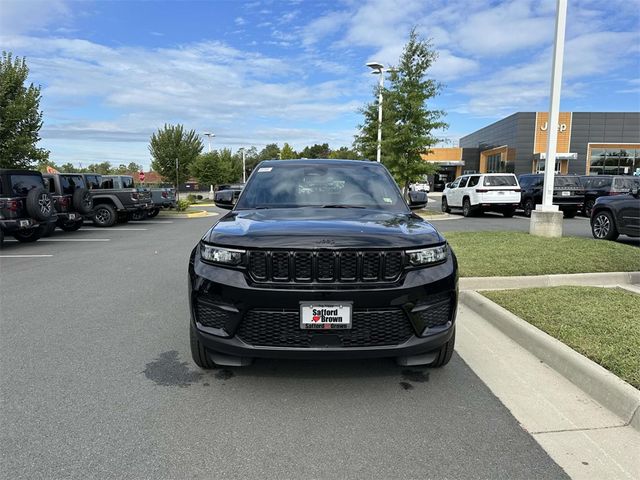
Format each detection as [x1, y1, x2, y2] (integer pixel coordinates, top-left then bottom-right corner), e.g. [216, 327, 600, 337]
[237, 309, 414, 348]
[195, 299, 232, 329]
[415, 300, 451, 329]
[247, 250, 405, 283]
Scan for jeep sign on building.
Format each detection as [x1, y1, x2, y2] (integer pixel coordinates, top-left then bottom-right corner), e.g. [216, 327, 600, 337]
[422, 112, 640, 184]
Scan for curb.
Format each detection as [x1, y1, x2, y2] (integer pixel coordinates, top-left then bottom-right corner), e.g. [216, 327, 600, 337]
[460, 290, 640, 431]
[159, 210, 217, 219]
[460, 271, 640, 291]
[417, 212, 462, 221]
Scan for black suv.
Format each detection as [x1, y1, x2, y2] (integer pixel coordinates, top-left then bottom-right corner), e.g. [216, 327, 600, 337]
[591, 186, 640, 240]
[518, 174, 585, 218]
[581, 175, 640, 216]
[0, 169, 56, 245]
[189, 160, 457, 369]
[43, 173, 93, 232]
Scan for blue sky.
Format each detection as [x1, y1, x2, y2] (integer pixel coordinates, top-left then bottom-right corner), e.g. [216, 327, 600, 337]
[1, 0, 639, 170]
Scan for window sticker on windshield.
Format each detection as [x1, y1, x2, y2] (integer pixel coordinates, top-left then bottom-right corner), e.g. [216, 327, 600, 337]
[258, 167, 272, 172]
[383, 197, 392, 203]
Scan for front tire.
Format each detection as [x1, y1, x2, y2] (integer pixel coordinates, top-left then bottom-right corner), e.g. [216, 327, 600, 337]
[441, 197, 451, 213]
[591, 210, 619, 241]
[93, 204, 117, 227]
[462, 198, 473, 217]
[523, 199, 534, 217]
[429, 328, 456, 368]
[148, 208, 160, 218]
[190, 323, 217, 369]
[583, 199, 595, 217]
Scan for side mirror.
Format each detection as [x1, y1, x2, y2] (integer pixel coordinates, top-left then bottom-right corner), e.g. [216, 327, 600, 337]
[408, 190, 428, 210]
[214, 190, 235, 210]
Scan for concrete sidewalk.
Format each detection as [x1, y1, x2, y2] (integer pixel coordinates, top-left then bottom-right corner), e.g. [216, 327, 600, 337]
[456, 303, 640, 479]
[460, 271, 640, 291]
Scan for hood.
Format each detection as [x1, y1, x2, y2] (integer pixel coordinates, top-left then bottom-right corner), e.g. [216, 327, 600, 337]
[203, 208, 444, 249]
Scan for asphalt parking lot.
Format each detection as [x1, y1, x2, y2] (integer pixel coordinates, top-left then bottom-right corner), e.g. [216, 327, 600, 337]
[0, 212, 569, 479]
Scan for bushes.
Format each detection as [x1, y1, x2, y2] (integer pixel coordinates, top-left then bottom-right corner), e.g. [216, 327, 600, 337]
[187, 194, 197, 203]
[175, 199, 191, 211]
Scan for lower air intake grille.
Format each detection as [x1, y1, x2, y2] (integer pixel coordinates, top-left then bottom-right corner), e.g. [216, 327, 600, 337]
[237, 309, 414, 348]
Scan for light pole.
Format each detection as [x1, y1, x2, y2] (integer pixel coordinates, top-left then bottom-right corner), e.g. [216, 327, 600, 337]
[175, 157, 179, 202]
[239, 148, 246, 183]
[203, 131, 215, 153]
[366, 62, 386, 163]
[530, 0, 567, 238]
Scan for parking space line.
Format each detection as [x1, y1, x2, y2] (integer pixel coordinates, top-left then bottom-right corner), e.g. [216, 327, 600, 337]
[0, 254, 53, 258]
[41, 238, 110, 242]
[80, 228, 148, 231]
[133, 220, 174, 224]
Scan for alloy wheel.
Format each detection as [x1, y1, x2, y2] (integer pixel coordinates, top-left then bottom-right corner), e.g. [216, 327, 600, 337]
[592, 214, 610, 239]
[38, 194, 52, 216]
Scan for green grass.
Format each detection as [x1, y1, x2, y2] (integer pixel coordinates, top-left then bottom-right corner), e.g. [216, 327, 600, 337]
[443, 231, 640, 277]
[483, 287, 640, 389]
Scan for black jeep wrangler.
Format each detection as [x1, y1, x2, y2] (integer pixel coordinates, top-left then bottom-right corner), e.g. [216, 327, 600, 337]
[0, 169, 56, 246]
[43, 173, 93, 233]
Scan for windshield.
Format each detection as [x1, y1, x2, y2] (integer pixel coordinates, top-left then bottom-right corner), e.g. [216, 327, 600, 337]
[236, 163, 407, 212]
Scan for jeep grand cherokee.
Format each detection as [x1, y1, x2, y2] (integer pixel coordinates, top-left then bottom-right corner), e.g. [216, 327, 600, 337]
[188, 160, 458, 368]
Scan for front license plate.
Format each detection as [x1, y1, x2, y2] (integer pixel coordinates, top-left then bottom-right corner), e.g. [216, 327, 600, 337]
[300, 302, 352, 330]
[68, 213, 76, 220]
[19, 220, 30, 228]
[561, 191, 570, 196]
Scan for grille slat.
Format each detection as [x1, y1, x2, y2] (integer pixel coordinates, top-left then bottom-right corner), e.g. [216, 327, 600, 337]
[237, 309, 413, 347]
[247, 250, 404, 283]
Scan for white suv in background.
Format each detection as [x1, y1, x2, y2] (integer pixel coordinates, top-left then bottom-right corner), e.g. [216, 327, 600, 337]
[442, 173, 521, 217]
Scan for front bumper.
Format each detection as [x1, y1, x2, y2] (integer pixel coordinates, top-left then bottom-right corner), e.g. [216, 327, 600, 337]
[189, 246, 458, 360]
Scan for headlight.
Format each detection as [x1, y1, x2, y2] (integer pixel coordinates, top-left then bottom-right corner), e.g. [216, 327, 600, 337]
[406, 245, 447, 266]
[200, 243, 245, 265]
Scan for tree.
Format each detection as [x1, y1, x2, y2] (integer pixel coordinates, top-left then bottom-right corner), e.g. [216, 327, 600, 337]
[329, 146, 361, 160]
[257, 143, 281, 161]
[280, 143, 297, 159]
[59, 162, 77, 173]
[300, 143, 330, 159]
[149, 124, 203, 187]
[191, 148, 242, 187]
[354, 29, 446, 191]
[85, 162, 113, 175]
[0, 52, 49, 169]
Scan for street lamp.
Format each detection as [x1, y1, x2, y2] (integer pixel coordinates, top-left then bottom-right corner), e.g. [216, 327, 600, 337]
[367, 61, 399, 163]
[203, 131, 215, 153]
[238, 148, 246, 183]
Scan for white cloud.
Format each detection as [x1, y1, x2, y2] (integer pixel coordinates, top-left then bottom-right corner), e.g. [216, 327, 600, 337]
[0, 0, 71, 35]
[234, 17, 246, 26]
[453, 1, 554, 56]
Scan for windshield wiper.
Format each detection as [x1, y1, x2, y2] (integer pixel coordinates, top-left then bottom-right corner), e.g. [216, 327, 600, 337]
[319, 204, 367, 209]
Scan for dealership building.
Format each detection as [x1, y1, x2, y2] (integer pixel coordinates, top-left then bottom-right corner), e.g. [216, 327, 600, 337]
[422, 112, 640, 185]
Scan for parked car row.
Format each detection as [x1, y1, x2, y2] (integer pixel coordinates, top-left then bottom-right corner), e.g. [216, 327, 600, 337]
[440, 172, 640, 241]
[0, 168, 178, 246]
[442, 173, 640, 218]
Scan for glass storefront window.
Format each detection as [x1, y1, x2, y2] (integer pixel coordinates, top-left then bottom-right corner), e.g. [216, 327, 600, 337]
[590, 147, 640, 176]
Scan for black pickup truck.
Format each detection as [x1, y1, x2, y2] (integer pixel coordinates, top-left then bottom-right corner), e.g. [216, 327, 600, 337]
[0, 169, 57, 245]
[43, 173, 93, 232]
[80, 173, 153, 227]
